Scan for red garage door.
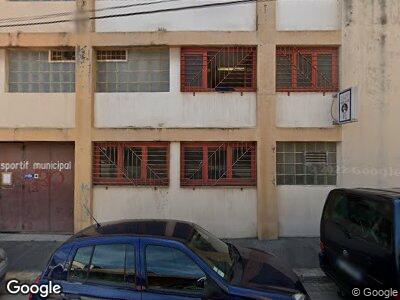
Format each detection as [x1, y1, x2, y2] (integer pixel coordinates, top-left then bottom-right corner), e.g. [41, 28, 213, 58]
[0, 142, 74, 233]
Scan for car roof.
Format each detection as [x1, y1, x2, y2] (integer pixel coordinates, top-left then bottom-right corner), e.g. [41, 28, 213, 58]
[68, 219, 200, 244]
[333, 188, 400, 201]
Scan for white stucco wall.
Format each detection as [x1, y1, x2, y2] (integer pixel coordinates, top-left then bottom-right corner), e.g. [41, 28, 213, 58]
[339, 0, 400, 188]
[93, 143, 258, 238]
[0, 0, 75, 33]
[277, 185, 335, 237]
[276, 0, 341, 31]
[95, 48, 257, 128]
[0, 50, 75, 128]
[276, 93, 335, 128]
[95, 0, 256, 32]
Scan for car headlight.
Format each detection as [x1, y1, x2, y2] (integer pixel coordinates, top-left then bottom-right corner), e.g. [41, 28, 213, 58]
[292, 293, 306, 300]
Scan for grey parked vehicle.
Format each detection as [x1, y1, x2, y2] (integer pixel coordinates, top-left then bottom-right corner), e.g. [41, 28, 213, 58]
[0, 248, 7, 282]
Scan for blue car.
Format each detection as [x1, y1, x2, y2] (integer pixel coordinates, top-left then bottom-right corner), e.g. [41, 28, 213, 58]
[33, 219, 308, 299]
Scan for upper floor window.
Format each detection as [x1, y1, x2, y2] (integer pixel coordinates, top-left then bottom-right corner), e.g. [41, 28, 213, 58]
[9, 50, 75, 93]
[181, 142, 256, 186]
[96, 48, 170, 93]
[181, 47, 257, 92]
[276, 142, 337, 185]
[276, 47, 338, 92]
[93, 142, 169, 186]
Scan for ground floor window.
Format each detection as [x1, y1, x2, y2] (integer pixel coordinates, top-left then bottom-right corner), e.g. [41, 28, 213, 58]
[93, 142, 169, 186]
[276, 142, 337, 185]
[181, 142, 256, 186]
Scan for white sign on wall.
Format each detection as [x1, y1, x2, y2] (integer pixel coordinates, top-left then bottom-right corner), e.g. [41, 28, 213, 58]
[338, 87, 358, 124]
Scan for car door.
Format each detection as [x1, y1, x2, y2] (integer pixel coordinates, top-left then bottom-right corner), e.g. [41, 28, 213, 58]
[58, 237, 141, 300]
[321, 190, 352, 278]
[140, 238, 209, 300]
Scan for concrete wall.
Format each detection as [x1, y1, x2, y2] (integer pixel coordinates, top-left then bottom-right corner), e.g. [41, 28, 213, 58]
[276, 0, 341, 31]
[276, 93, 335, 128]
[0, 50, 75, 128]
[0, 0, 75, 33]
[339, 0, 400, 188]
[95, 48, 257, 128]
[93, 142, 258, 238]
[277, 185, 334, 237]
[95, 0, 256, 32]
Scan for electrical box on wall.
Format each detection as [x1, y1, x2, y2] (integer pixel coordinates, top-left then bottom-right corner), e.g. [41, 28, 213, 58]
[338, 86, 358, 124]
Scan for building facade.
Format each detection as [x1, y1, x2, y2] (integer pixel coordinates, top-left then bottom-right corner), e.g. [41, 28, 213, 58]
[0, 0, 398, 239]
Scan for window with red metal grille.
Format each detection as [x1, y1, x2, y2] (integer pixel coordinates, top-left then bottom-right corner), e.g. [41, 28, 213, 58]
[93, 142, 169, 186]
[181, 47, 257, 92]
[276, 47, 339, 92]
[181, 142, 256, 186]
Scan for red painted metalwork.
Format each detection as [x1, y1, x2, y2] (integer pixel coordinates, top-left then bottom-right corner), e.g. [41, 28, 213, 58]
[180, 142, 257, 187]
[93, 142, 170, 186]
[0, 142, 74, 233]
[181, 46, 257, 92]
[276, 46, 339, 92]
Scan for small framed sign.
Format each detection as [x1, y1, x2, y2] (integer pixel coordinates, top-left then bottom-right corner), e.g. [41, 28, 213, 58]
[1, 172, 12, 186]
[338, 87, 358, 124]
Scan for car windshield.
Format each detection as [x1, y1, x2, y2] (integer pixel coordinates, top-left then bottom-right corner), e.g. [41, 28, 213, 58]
[186, 225, 236, 280]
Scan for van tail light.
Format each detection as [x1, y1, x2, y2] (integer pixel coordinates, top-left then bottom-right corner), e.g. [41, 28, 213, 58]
[28, 274, 42, 300]
[320, 241, 326, 252]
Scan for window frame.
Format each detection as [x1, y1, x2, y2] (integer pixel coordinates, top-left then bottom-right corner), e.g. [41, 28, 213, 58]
[276, 47, 339, 92]
[93, 142, 170, 186]
[180, 142, 257, 187]
[181, 47, 257, 93]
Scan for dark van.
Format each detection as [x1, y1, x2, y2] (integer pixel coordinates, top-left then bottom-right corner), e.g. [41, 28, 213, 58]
[320, 188, 400, 296]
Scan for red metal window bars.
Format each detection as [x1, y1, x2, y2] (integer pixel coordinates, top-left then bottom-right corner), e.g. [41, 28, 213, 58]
[93, 142, 169, 186]
[181, 142, 257, 186]
[181, 47, 257, 92]
[276, 47, 339, 93]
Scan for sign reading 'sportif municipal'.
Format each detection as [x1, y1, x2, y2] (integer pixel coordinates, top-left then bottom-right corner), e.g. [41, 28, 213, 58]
[338, 87, 358, 124]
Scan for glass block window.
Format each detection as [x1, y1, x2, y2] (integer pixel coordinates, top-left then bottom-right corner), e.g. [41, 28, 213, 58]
[276, 142, 337, 185]
[96, 48, 170, 92]
[9, 50, 75, 93]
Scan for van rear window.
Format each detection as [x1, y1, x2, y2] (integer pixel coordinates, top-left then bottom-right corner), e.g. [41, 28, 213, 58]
[324, 191, 393, 250]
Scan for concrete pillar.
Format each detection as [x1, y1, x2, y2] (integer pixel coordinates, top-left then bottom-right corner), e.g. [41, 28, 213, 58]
[74, 0, 95, 231]
[257, 0, 279, 239]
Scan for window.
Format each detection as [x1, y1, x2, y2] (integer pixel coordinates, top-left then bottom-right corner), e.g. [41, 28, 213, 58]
[69, 246, 93, 282]
[181, 142, 256, 186]
[68, 244, 136, 287]
[181, 47, 257, 92]
[96, 48, 169, 92]
[145, 245, 206, 294]
[324, 193, 393, 250]
[97, 50, 127, 62]
[9, 50, 75, 93]
[93, 142, 169, 186]
[50, 50, 75, 62]
[276, 142, 336, 185]
[276, 47, 338, 92]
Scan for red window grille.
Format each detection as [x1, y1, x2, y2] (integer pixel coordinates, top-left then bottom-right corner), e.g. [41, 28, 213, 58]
[181, 142, 257, 186]
[93, 142, 169, 186]
[181, 47, 257, 92]
[276, 47, 339, 92]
